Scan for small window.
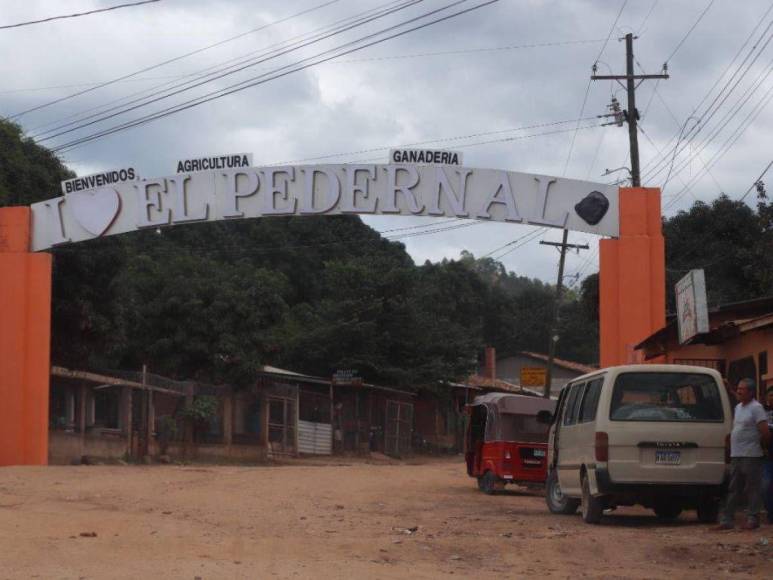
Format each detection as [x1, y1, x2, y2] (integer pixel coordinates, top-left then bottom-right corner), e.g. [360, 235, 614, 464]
[563, 383, 585, 426]
[579, 378, 603, 423]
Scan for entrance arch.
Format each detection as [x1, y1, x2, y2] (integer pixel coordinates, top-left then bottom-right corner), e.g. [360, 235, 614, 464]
[0, 163, 663, 465]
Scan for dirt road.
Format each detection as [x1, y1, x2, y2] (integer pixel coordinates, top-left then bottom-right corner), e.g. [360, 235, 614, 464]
[1, 457, 771, 579]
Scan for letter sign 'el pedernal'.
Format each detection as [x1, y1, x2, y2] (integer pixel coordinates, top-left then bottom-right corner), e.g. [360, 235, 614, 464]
[29, 164, 620, 251]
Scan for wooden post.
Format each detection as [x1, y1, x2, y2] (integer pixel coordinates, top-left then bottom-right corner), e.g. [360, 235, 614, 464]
[329, 383, 335, 454]
[223, 388, 233, 447]
[78, 383, 87, 456]
[122, 385, 133, 459]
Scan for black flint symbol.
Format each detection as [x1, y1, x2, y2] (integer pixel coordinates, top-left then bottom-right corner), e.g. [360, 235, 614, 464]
[574, 191, 609, 225]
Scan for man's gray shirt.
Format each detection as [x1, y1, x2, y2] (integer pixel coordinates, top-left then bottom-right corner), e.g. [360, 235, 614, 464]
[730, 399, 767, 458]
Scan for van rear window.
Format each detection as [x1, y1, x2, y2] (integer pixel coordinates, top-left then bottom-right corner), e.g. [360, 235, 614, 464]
[610, 372, 724, 422]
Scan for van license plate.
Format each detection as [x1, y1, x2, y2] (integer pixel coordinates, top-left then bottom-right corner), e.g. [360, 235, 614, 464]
[533, 449, 545, 458]
[655, 451, 681, 465]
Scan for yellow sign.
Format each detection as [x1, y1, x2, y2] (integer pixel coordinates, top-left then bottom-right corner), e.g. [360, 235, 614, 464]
[520, 367, 547, 387]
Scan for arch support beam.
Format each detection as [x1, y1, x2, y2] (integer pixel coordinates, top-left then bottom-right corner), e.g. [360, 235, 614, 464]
[0, 206, 51, 466]
[599, 187, 665, 367]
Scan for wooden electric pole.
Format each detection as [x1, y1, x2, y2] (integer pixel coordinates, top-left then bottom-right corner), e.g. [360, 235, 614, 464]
[540, 232, 589, 398]
[591, 33, 669, 187]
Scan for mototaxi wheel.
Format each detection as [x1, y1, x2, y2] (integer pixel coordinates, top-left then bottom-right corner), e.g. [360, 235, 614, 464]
[478, 471, 499, 495]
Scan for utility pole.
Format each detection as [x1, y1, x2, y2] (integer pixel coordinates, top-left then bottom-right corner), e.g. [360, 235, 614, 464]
[540, 231, 589, 398]
[591, 33, 669, 187]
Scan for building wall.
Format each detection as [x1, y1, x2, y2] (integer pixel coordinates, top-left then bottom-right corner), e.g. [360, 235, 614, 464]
[49, 430, 128, 465]
[479, 354, 585, 396]
[649, 326, 772, 398]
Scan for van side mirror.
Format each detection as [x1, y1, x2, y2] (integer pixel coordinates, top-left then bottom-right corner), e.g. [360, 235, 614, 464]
[536, 410, 553, 424]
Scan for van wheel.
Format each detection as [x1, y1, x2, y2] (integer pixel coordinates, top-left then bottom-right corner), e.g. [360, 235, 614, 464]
[697, 498, 720, 523]
[478, 471, 498, 495]
[654, 502, 682, 521]
[581, 474, 604, 524]
[546, 470, 579, 514]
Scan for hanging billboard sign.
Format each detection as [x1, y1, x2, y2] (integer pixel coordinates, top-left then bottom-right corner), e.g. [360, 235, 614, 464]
[30, 163, 619, 251]
[675, 269, 709, 344]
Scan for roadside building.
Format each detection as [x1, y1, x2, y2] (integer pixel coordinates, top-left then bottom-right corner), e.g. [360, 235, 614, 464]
[48, 364, 417, 464]
[635, 296, 773, 398]
[477, 347, 596, 397]
[411, 347, 591, 454]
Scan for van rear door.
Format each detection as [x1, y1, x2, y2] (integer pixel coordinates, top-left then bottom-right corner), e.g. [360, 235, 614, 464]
[604, 371, 728, 485]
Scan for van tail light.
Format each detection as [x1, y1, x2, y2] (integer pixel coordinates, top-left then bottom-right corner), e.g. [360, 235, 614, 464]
[724, 434, 731, 464]
[504, 450, 511, 460]
[595, 432, 609, 462]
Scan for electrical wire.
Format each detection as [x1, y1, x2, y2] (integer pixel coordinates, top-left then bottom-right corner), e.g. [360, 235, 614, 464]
[268, 117, 598, 165]
[33, 0, 424, 141]
[663, 0, 715, 64]
[28, 0, 422, 139]
[665, 79, 773, 210]
[641, 7, 773, 180]
[49, 1, 502, 153]
[1, 39, 606, 97]
[8, 0, 342, 119]
[562, 0, 628, 176]
[658, 50, 773, 198]
[0, 0, 161, 30]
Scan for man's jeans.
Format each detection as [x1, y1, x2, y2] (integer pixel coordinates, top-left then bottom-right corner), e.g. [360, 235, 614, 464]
[763, 459, 773, 523]
[721, 457, 765, 526]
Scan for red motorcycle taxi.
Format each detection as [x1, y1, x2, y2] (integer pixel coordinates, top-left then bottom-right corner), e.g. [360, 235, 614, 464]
[465, 393, 556, 494]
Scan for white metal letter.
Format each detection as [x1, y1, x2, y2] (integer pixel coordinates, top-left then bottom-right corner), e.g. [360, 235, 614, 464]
[382, 164, 423, 214]
[299, 168, 341, 214]
[427, 167, 471, 216]
[340, 165, 376, 213]
[261, 167, 297, 215]
[476, 172, 522, 222]
[135, 179, 171, 228]
[221, 170, 259, 218]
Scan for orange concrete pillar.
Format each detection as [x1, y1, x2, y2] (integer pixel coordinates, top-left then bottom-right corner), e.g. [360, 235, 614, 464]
[0, 207, 52, 466]
[599, 188, 665, 367]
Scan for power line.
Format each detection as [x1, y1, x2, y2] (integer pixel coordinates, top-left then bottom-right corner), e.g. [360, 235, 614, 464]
[333, 38, 607, 63]
[562, 0, 628, 176]
[39, 0, 445, 145]
[0, 39, 606, 97]
[0, 0, 161, 30]
[49, 1, 503, 153]
[658, 49, 773, 199]
[640, 9, 773, 181]
[664, 0, 715, 64]
[665, 79, 773, 210]
[8, 0, 342, 119]
[269, 117, 598, 165]
[25, 0, 418, 138]
[32, 0, 422, 141]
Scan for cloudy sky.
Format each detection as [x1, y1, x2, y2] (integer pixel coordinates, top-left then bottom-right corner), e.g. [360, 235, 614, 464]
[1, 0, 770, 283]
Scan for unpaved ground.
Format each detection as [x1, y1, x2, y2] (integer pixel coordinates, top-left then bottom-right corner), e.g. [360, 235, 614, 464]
[1, 457, 772, 579]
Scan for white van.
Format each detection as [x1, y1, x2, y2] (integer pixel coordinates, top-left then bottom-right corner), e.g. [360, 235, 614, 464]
[542, 364, 732, 524]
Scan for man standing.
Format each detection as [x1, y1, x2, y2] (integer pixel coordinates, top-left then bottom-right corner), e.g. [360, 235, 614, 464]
[715, 378, 771, 530]
[763, 387, 773, 524]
